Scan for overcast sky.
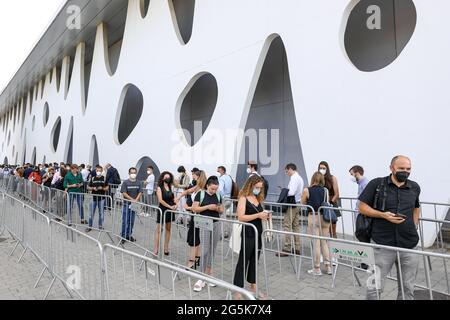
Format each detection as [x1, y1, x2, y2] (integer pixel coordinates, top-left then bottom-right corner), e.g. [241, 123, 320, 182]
[0, 0, 65, 93]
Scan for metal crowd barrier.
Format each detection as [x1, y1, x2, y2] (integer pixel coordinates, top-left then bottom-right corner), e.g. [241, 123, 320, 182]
[103, 244, 256, 300]
[261, 228, 450, 300]
[0, 192, 256, 300]
[112, 197, 163, 257]
[160, 210, 261, 296]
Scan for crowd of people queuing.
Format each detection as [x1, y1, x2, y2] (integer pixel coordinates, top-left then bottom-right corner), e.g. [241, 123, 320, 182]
[0, 154, 422, 300]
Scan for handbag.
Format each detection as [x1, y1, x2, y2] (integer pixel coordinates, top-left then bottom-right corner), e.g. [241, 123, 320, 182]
[229, 224, 242, 254]
[322, 188, 337, 223]
[262, 215, 274, 243]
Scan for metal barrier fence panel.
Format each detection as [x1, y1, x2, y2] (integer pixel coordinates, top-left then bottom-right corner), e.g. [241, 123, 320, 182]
[160, 210, 262, 296]
[103, 244, 256, 300]
[261, 228, 450, 300]
[49, 219, 105, 300]
[112, 197, 162, 257]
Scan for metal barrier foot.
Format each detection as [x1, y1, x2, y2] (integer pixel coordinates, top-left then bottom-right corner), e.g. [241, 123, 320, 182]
[17, 247, 28, 263]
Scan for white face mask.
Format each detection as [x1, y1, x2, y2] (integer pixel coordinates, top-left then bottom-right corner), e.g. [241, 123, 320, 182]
[246, 168, 252, 174]
[350, 176, 357, 183]
[130, 174, 137, 180]
[96, 171, 102, 176]
[147, 171, 152, 175]
[319, 169, 327, 175]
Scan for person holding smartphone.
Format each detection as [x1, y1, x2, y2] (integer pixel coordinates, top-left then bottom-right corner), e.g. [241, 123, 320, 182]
[64, 164, 86, 225]
[191, 176, 224, 292]
[233, 174, 269, 299]
[359, 155, 421, 300]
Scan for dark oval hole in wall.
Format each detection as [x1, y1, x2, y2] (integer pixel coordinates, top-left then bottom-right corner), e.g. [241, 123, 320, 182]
[179, 73, 218, 147]
[344, 0, 417, 72]
[116, 84, 144, 145]
[51, 117, 62, 152]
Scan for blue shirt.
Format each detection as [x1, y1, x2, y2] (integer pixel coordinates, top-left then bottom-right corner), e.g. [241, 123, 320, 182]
[218, 174, 233, 198]
[356, 177, 369, 213]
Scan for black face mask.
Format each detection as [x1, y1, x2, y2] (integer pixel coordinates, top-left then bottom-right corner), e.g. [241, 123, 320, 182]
[395, 171, 410, 183]
[164, 178, 172, 184]
[192, 180, 197, 186]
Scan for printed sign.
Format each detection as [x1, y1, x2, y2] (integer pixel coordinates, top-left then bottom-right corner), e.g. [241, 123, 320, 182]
[194, 216, 214, 231]
[329, 241, 375, 266]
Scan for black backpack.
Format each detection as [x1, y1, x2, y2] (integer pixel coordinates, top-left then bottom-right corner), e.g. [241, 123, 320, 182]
[112, 168, 121, 185]
[355, 177, 387, 243]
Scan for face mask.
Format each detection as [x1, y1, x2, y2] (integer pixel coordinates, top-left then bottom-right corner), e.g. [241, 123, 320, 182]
[130, 174, 137, 180]
[164, 178, 172, 184]
[216, 172, 222, 177]
[192, 180, 197, 186]
[395, 171, 410, 183]
[319, 169, 327, 175]
[350, 176, 357, 183]
[147, 171, 152, 175]
[253, 188, 261, 196]
[96, 171, 102, 176]
[247, 168, 252, 174]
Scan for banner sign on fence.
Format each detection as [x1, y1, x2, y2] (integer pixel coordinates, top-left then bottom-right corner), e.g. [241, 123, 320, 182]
[329, 241, 375, 266]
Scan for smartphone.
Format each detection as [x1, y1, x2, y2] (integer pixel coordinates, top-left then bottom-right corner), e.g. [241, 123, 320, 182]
[394, 213, 407, 219]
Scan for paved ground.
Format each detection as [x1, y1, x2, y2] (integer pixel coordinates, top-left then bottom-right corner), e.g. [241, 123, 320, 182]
[0, 194, 449, 300]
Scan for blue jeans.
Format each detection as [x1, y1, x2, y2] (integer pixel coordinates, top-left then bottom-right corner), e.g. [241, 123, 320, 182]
[68, 193, 84, 224]
[89, 199, 105, 228]
[121, 204, 136, 239]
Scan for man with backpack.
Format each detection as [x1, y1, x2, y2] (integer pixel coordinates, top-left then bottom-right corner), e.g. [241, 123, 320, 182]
[358, 155, 421, 300]
[105, 163, 121, 210]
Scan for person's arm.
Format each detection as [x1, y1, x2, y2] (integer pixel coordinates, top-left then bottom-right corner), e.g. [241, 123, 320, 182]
[359, 201, 405, 224]
[413, 207, 420, 227]
[192, 201, 216, 213]
[103, 182, 109, 192]
[157, 187, 175, 209]
[236, 197, 267, 222]
[122, 192, 134, 201]
[331, 176, 340, 204]
[135, 192, 142, 202]
[301, 188, 309, 205]
[87, 178, 94, 191]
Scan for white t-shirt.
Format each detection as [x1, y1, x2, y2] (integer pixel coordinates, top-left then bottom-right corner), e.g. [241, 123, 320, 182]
[146, 174, 155, 194]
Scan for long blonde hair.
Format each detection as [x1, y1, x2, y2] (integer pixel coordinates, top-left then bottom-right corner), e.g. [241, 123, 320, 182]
[195, 170, 207, 190]
[239, 174, 265, 203]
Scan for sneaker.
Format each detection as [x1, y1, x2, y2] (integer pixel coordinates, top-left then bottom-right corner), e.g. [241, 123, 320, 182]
[307, 269, 323, 276]
[85, 227, 92, 233]
[326, 267, 333, 275]
[193, 280, 205, 292]
[129, 237, 136, 242]
[81, 220, 88, 225]
[208, 282, 217, 288]
[120, 239, 126, 245]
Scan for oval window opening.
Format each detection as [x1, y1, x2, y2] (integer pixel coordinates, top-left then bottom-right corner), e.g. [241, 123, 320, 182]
[343, 0, 417, 72]
[179, 73, 218, 147]
[51, 117, 62, 152]
[115, 84, 144, 145]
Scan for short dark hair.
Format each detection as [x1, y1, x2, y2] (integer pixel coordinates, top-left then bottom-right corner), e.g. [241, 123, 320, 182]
[177, 166, 186, 173]
[206, 176, 220, 187]
[248, 161, 258, 171]
[147, 166, 153, 170]
[96, 165, 103, 171]
[191, 167, 199, 173]
[350, 165, 364, 176]
[218, 166, 226, 173]
[80, 164, 85, 169]
[285, 163, 297, 171]
[129, 167, 137, 174]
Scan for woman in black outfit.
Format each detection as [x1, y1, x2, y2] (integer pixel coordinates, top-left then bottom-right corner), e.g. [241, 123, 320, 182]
[154, 171, 178, 256]
[233, 174, 269, 299]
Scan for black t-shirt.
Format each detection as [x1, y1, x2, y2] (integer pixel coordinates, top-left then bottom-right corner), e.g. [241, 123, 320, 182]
[194, 192, 222, 220]
[358, 175, 421, 249]
[89, 176, 108, 195]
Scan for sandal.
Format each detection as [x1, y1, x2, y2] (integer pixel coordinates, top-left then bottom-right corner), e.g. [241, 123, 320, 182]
[187, 260, 196, 270]
[195, 256, 201, 268]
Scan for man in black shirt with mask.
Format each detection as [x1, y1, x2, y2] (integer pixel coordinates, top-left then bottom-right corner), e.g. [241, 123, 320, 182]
[359, 155, 421, 300]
